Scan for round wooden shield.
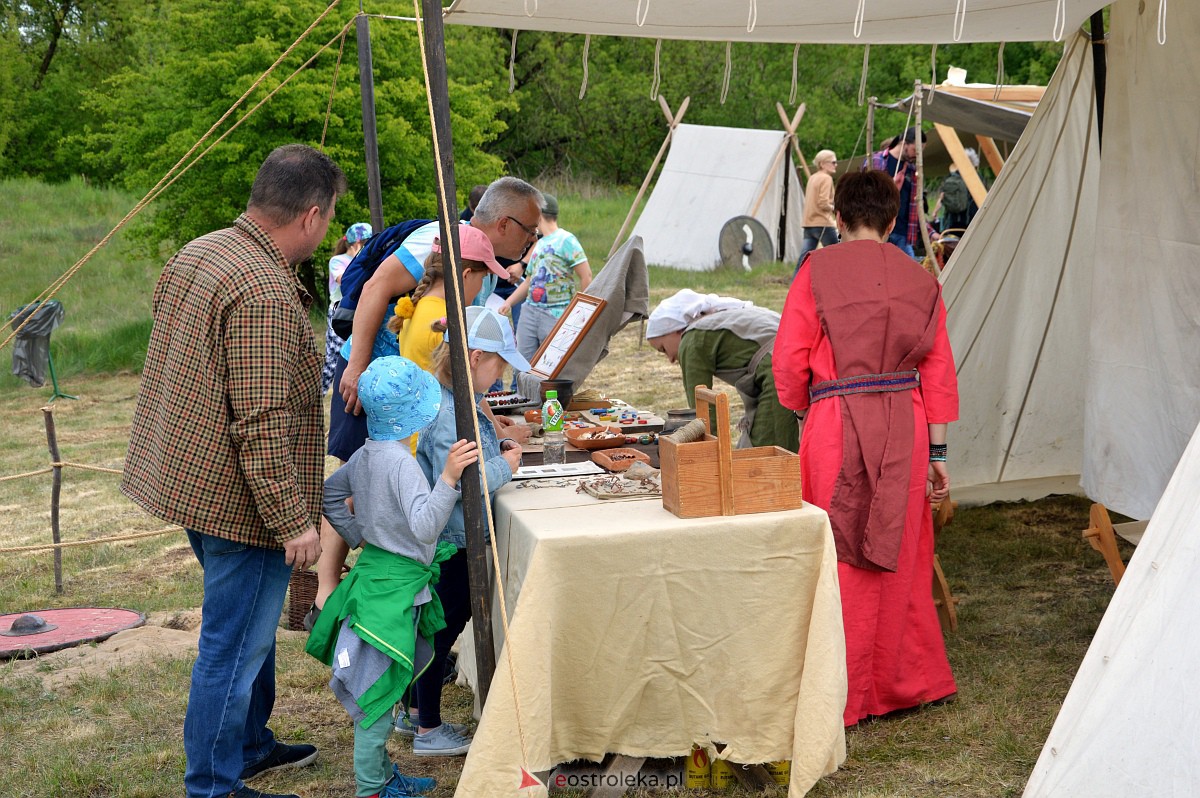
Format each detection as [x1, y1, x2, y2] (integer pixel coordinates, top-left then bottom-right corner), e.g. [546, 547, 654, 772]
[0, 607, 146, 660]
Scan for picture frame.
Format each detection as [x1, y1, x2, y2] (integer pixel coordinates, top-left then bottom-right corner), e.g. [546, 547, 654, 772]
[526, 293, 607, 380]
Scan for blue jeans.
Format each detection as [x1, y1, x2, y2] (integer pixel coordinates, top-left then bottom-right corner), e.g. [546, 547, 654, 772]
[515, 303, 560, 366]
[184, 530, 293, 798]
[888, 229, 916, 259]
[796, 226, 840, 275]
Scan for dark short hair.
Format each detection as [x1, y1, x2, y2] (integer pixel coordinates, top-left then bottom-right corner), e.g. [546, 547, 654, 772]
[835, 170, 900, 237]
[468, 184, 488, 211]
[248, 144, 347, 225]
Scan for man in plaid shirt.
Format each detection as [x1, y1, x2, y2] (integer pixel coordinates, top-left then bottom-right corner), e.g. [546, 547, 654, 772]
[868, 127, 927, 259]
[122, 144, 346, 798]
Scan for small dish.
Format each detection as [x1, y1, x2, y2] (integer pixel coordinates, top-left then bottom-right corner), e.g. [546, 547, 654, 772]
[592, 447, 651, 472]
[565, 425, 626, 451]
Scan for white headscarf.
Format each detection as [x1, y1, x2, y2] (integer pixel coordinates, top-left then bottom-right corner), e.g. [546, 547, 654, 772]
[646, 289, 754, 338]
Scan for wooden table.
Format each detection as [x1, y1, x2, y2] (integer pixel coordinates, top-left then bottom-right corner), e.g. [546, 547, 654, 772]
[454, 481, 847, 796]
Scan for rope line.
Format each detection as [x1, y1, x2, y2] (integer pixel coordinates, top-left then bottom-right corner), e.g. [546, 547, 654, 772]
[953, 0, 967, 42]
[650, 39, 662, 101]
[1158, 0, 1167, 45]
[854, 0, 867, 38]
[579, 34, 591, 100]
[746, 0, 757, 33]
[0, 0, 344, 355]
[636, 0, 650, 27]
[720, 42, 732, 105]
[929, 44, 938, 103]
[994, 42, 1006, 101]
[321, 26, 350, 147]
[858, 44, 870, 106]
[411, 0, 531, 773]
[0, 467, 53, 483]
[789, 43, 800, 106]
[0, 526, 180, 554]
[509, 29, 518, 93]
[1052, 0, 1067, 41]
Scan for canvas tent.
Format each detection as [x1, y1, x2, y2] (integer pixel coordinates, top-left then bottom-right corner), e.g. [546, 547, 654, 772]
[438, 0, 1200, 794]
[627, 123, 805, 270]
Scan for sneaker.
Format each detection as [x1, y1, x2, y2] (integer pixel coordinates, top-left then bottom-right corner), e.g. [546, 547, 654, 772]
[230, 787, 300, 798]
[382, 764, 436, 796]
[412, 723, 472, 756]
[393, 712, 470, 739]
[239, 741, 318, 781]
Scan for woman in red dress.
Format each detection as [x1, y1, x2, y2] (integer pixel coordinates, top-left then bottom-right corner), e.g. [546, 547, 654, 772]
[773, 169, 958, 727]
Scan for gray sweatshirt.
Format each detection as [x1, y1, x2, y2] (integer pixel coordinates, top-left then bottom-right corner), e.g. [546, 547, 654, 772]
[322, 438, 460, 606]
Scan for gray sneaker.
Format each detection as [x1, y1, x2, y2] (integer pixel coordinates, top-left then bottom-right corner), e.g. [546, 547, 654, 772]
[394, 712, 470, 739]
[412, 723, 472, 756]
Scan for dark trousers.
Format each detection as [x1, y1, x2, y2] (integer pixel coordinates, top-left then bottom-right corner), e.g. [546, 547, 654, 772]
[414, 548, 471, 729]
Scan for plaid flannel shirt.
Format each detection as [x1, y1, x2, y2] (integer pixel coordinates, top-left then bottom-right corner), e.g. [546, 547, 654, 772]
[122, 214, 324, 548]
[869, 148, 922, 247]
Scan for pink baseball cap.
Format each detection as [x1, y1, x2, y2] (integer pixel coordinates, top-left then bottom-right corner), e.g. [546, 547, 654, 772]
[431, 223, 507, 280]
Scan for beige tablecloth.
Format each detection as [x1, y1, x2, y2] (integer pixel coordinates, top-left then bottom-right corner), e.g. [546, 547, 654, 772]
[454, 480, 847, 796]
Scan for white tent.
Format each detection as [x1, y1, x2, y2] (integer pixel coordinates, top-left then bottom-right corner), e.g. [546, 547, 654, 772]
[938, 30, 1099, 503]
[941, 0, 1200, 521]
[628, 123, 804, 270]
[1022, 416, 1200, 796]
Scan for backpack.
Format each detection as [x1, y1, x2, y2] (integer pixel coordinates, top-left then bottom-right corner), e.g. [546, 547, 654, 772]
[941, 173, 970, 215]
[330, 218, 432, 338]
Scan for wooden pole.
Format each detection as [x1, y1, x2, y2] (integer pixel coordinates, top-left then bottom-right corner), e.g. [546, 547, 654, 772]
[43, 407, 63, 594]
[356, 12, 385, 232]
[975, 134, 1006, 178]
[1089, 11, 1107, 151]
[418, 0, 496, 705]
[866, 97, 876, 161]
[914, 82, 935, 263]
[606, 96, 690, 259]
[934, 122, 988, 206]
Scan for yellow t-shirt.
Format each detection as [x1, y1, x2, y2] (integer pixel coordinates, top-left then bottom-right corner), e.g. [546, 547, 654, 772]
[396, 295, 447, 453]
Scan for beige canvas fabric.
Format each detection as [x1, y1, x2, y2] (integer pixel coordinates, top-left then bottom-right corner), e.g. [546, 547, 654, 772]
[455, 482, 847, 796]
[444, 0, 1110, 45]
[939, 30, 1098, 498]
[1024, 416, 1200, 796]
[1079, 0, 1200, 520]
[628, 124, 804, 271]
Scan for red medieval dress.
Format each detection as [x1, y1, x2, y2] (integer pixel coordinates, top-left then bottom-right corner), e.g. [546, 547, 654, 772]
[774, 239, 959, 727]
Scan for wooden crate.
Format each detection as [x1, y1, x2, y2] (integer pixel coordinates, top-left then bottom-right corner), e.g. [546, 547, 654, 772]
[660, 387, 802, 518]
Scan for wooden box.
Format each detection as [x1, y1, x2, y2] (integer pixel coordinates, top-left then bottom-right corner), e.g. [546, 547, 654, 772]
[660, 387, 802, 518]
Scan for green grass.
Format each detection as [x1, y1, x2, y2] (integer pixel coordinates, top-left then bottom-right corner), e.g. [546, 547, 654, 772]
[0, 177, 162, 389]
[0, 175, 1125, 797]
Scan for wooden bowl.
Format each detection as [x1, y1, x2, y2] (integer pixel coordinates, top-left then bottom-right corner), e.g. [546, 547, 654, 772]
[592, 447, 651, 472]
[565, 425, 626, 451]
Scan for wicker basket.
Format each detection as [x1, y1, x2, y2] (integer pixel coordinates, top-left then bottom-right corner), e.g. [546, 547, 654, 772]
[286, 569, 318, 631]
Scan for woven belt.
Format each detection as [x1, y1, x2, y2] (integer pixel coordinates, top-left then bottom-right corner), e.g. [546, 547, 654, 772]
[809, 370, 919, 403]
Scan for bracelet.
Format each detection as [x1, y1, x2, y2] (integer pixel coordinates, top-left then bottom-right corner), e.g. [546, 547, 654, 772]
[929, 443, 947, 462]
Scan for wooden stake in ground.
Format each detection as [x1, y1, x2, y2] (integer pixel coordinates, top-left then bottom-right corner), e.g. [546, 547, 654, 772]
[607, 95, 690, 259]
[42, 407, 63, 594]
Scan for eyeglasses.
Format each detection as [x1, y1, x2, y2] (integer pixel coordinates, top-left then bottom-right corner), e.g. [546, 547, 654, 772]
[506, 215, 542, 241]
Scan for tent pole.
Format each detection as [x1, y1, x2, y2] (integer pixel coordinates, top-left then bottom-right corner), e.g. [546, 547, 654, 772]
[913, 81, 935, 268]
[1089, 11, 1106, 151]
[418, 0, 497, 705]
[606, 96, 690, 259]
[866, 97, 876, 161]
[355, 12, 385, 231]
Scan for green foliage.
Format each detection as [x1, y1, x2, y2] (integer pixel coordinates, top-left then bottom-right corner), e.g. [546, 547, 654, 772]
[494, 33, 1065, 181]
[77, 2, 513, 292]
[0, 177, 160, 386]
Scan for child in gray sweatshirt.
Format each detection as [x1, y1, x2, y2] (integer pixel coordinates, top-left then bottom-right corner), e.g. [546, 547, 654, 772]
[306, 355, 477, 798]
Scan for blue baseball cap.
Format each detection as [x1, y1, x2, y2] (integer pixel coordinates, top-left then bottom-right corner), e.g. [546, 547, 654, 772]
[445, 306, 532, 373]
[344, 222, 373, 244]
[357, 356, 442, 441]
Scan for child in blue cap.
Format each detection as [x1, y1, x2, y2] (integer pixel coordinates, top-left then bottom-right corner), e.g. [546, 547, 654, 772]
[305, 355, 477, 798]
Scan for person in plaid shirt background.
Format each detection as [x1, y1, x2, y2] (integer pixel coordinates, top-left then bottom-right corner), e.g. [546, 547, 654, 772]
[868, 127, 930, 259]
[122, 143, 346, 798]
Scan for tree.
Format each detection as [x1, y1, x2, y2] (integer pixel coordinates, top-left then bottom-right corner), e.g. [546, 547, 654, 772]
[77, 1, 513, 300]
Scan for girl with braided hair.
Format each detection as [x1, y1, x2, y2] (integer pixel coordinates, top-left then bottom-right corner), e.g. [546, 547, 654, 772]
[386, 225, 499, 373]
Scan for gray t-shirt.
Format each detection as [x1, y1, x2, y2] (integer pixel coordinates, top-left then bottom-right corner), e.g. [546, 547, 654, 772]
[323, 438, 460, 605]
